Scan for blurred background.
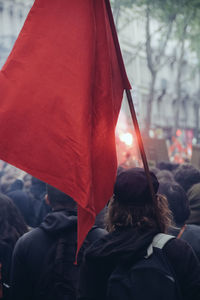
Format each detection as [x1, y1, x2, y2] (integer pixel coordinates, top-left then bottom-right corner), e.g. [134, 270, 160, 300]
[0, 0, 200, 168]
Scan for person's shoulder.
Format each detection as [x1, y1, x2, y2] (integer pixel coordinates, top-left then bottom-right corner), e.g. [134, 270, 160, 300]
[14, 227, 44, 253]
[84, 230, 115, 261]
[86, 226, 108, 243]
[182, 224, 200, 240]
[185, 224, 200, 233]
[164, 236, 193, 252]
[19, 227, 43, 241]
[163, 237, 199, 266]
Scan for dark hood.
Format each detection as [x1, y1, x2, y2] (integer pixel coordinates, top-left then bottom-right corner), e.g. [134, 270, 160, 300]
[40, 210, 77, 235]
[85, 227, 158, 265]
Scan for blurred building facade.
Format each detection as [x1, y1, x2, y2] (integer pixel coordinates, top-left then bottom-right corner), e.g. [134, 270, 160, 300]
[0, 0, 33, 68]
[117, 6, 200, 145]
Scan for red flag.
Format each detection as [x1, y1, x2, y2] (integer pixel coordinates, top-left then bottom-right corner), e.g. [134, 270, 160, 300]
[0, 0, 131, 251]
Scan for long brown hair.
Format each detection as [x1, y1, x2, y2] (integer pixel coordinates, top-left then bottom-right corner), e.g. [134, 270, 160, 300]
[106, 194, 172, 233]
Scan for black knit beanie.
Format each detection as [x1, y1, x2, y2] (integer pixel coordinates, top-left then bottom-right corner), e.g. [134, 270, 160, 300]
[114, 167, 159, 205]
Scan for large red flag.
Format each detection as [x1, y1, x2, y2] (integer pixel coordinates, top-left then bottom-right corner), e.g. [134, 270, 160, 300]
[0, 0, 131, 250]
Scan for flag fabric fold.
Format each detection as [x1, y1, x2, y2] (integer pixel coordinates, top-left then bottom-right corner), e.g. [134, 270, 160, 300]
[0, 0, 131, 251]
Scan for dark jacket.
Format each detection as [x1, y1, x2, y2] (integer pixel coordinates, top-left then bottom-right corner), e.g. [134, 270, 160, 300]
[6, 179, 36, 227]
[10, 210, 106, 300]
[78, 227, 200, 300]
[6, 190, 35, 227]
[170, 224, 200, 262]
[0, 242, 14, 300]
[187, 183, 200, 226]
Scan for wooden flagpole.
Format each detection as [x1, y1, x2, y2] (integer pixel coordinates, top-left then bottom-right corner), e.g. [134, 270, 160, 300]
[125, 89, 157, 204]
[105, 0, 157, 205]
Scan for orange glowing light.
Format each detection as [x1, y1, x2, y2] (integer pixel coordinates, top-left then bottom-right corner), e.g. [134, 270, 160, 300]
[119, 133, 133, 146]
[176, 129, 182, 137]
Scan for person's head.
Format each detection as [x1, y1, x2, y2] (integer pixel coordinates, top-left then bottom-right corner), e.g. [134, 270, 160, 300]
[149, 167, 160, 176]
[106, 168, 172, 233]
[23, 174, 32, 193]
[156, 170, 174, 183]
[0, 193, 27, 247]
[174, 163, 200, 192]
[46, 184, 76, 211]
[186, 183, 200, 226]
[0, 174, 17, 194]
[156, 161, 179, 172]
[158, 180, 190, 227]
[30, 177, 46, 199]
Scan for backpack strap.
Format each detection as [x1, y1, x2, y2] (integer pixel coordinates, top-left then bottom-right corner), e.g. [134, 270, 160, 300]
[145, 233, 175, 258]
[152, 233, 175, 249]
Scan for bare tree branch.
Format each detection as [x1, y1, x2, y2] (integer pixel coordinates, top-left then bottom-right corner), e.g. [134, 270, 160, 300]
[155, 17, 175, 69]
[145, 5, 155, 75]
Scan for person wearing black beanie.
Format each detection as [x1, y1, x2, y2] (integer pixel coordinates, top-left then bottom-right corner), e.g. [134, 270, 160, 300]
[79, 168, 200, 300]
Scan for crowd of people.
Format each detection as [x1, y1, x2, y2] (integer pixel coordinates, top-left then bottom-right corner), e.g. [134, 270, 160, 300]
[0, 160, 200, 299]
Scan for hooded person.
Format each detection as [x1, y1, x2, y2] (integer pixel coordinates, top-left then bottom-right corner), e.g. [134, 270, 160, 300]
[158, 180, 190, 227]
[78, 167, 200, 300]
[186, 183, 200, 226]
[174, 164, 200, 192]
[29, 177, 50, 226]
[159, 180, 200, 261]
[10, 184, 107, 300]
[156, 170, 174, 183]
[156, 161, 179, 172]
